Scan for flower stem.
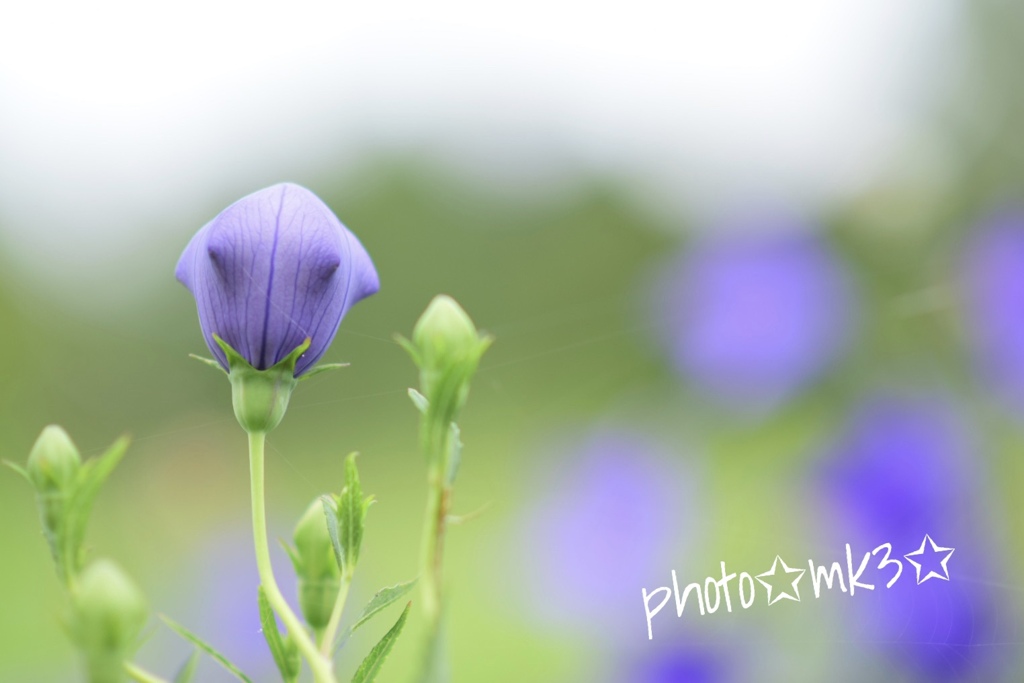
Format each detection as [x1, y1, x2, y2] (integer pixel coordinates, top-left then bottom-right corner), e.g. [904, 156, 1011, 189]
[318, 572, 352, 656]
[123, 662, 169, 683]
[419, 462, 448, 626]
[249, 432, 336, 683]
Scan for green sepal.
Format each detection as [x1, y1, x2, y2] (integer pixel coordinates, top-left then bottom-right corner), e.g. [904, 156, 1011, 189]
[299, 362, 350, 381]
[350, 579, 417, 634]
[258, 586, 300, 683]
[280, 539, 303, 576]
[173, 650, 202, 683]
[407, 388, 429, 414]
[351, 602, 411, 683]
[161, 615, 253, 683]
[3, 459, 31, 482]
[213, 334, 310, 434]
[188, 354, 227, 374]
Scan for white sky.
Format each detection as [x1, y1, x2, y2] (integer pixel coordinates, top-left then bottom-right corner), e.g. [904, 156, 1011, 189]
[0, 0, 956, 303]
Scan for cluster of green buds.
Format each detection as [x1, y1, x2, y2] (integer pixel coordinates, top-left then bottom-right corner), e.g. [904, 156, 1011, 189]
[8, 426, 149, 683]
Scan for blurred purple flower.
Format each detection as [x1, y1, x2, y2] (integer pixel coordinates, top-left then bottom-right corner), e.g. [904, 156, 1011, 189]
[176, 183, 379, 376]
[657, 219, 854, 410]
[513, 429, 693, 634]
[820, 396, 1007, 681]
[177, 533, 298, 682]
[626, 647, 728, 683]
[962, 207, 1024, 410]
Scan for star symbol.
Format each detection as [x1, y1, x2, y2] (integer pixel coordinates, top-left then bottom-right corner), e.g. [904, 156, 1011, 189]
[756, 555, 806, 605]
[903, 534, 955, 584]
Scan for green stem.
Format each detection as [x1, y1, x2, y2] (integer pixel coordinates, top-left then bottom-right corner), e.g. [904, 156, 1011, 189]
[123, 662, 169, 683]
[318, 572, 352, 656]
[419, 464, 446, 625]
[249, 432, 336, 683]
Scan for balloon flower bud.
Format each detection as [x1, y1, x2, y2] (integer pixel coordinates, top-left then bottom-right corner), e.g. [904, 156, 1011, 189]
[291, 499, 341, 631]
[26, 424, 81, 494]
[25, 425, 81, 545]
[405, 296, 490, 412]
[70, 559, 148, 683]
[400, 296, 492, 458]
[176, 183, 380, 433]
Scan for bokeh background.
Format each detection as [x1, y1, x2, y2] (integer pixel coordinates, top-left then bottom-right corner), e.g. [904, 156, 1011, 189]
[2, 1, 1024, 681]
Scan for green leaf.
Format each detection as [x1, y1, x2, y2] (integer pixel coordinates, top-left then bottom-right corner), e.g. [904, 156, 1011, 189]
[161, 615, 254, 683]
[338, 453, 366, 571]
[320, 494, 344, 572]
[258, 586, 300, 683]
[351, 602, 411, 683]
[350, 579, 417, 633]
[173, 650, 202, 683]
[63, 436, 130, 574]
[407, 388, 429, 414]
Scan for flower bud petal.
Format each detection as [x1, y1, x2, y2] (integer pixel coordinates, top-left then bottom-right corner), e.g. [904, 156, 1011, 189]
[176, 183, 379, 376]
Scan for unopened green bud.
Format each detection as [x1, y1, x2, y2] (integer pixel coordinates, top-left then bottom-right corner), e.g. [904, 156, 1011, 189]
[407, 296, 490, 409]
[293, 499, 340, 630]
[26, 425, 81, 493]
[70, 560, 148, 683]
[412, 295, 481, 372]
[401, 296, 491, 462]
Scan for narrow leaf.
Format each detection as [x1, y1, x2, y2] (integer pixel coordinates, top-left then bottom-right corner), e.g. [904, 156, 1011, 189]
[161, 615, 254, 683]
[321, 495, 344, 572]
[339, 453, 365, 570]
[350, 579, 417, 633]
[173, 650, 202, 683]
[258, 586, 300, 683]
[351, 602, 411, 683]
[63, 436, 130, 572]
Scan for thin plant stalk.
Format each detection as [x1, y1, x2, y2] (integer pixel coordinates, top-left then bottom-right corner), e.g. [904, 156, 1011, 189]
[318, 572, 352, 656]
[249, 432, 336, 683]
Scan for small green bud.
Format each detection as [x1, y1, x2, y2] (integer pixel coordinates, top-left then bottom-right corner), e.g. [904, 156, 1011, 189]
[400, 296, 492, 462]
[26, 425, 81, 493]
[70, 560, 148, 683]
[412, 295, 482, 376]
[293, 499, 340, 630]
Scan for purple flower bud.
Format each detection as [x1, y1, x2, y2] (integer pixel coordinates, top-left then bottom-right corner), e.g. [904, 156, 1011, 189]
[176, 183, 379, 376]
[656, 217, 855, 411]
